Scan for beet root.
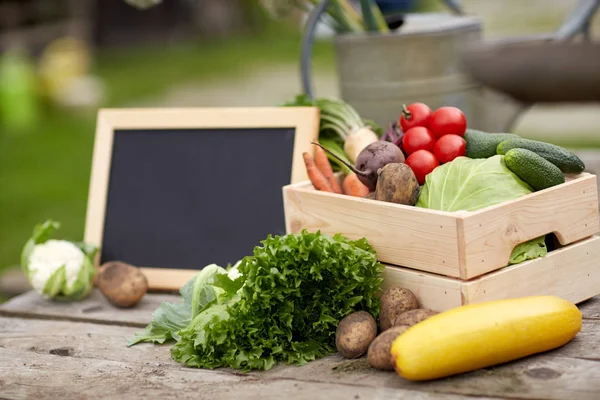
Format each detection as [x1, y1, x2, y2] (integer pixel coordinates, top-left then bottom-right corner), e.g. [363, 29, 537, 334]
[312, 141, 404, 191]
[375, 163, 420, 206]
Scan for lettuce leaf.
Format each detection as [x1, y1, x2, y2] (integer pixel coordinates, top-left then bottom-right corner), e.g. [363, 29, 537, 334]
[129, 230, 385, 372]
[416, 155, 547, 264]
[127, 264, 229, 346]
[169, 231, 384, 371]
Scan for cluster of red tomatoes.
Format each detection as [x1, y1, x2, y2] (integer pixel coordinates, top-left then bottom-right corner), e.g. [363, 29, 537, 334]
[399, 103, 467, 185]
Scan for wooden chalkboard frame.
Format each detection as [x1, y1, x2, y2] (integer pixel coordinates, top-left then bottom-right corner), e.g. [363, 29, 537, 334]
[83, 107, 320, 291]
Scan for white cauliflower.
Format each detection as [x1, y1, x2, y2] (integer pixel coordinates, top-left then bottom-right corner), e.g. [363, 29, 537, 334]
[21, 220, 97, 301]
[28, 240, 85, 294]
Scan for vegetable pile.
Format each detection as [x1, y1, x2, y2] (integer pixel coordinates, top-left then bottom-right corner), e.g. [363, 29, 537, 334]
[338, 285, 582, 382]
[294, 96, 587, 265]
[297, 100, 473, 206]
[128, 230, 385, 371]
[332, 285, 440, 371]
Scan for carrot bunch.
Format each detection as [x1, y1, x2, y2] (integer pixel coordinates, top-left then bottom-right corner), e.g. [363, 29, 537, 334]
[303, 143, 371, 198]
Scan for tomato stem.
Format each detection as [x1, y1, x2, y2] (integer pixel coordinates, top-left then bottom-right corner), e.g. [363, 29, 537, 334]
[401, 104, 412, 121]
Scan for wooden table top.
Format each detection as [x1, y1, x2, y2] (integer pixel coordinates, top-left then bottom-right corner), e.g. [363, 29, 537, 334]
[1, 290, 599, 400]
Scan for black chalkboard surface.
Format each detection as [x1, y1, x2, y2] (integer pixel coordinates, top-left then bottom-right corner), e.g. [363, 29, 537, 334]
[84, 107, 319, 290]
[101, 127, 295, 270]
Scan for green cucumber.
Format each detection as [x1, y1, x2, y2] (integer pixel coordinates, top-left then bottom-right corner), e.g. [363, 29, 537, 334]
[496, 138, 585, 174]
[464, 129, 521, 159]
[504, 148, 565, 191]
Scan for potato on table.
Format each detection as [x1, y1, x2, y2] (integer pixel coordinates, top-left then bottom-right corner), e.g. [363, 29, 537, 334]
[367, 325, 411, 370]
[394, 308, 438, 327]
[96, 261, 148, 308]
[335, 311, 378, 359]
[379, 287, 420, 331]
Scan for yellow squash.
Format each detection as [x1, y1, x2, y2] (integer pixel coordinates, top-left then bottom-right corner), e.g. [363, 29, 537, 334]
[390, 295, 582, 381]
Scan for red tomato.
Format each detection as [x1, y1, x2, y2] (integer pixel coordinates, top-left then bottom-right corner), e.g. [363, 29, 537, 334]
[433, 134, 466, 164]
[399, 102, 432, 131]
[429, 106, 467, 139]
[406, 150, 439, 185]
[401, 126, 436, 156]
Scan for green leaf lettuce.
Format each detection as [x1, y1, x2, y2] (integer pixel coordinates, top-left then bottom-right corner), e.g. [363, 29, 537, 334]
[129, 230, 384, 372]
[128, 263, 230, 345]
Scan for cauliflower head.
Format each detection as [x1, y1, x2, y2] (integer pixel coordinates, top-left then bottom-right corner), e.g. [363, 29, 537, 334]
[21, 220, 97, 301]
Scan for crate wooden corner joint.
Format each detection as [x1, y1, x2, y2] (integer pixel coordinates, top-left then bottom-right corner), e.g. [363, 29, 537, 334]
[283, 172, 599, 280]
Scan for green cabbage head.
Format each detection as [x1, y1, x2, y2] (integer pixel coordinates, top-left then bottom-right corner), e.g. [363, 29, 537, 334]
[416, 155, 547, 264]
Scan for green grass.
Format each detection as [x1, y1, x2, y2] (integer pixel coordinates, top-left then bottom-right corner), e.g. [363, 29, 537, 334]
[0, 24, 335, 273]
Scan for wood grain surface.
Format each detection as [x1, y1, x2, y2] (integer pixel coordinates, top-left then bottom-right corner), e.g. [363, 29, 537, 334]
[1, 290, 600, 400]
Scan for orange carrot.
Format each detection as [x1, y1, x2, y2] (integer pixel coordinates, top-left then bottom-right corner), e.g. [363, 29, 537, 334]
[343, 172, 371, 197]
[303, 152, 334, 192]
[313, 143, 343, 194]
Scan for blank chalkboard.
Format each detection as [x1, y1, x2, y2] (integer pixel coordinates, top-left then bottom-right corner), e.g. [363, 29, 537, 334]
[84, 108, 319, 290]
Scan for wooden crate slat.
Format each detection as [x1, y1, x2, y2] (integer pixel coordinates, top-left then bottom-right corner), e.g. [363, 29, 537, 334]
[382, 235, 600, 312]
[283, 180, 463, 277]
[284, 172, 600, 279]
[460, 172, 600, 278]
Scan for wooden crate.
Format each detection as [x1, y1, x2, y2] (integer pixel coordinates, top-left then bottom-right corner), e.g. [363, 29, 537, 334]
[283, 172, 599, 280]
[381, 235, 600, 312]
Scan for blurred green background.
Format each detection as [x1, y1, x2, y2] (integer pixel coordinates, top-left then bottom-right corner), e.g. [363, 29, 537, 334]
[1, 0, 600, 301]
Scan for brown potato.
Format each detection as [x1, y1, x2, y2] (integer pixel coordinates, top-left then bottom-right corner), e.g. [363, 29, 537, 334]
[335, 311, 378, 359]
[96, 261, 148, 308]
[367, 325, 411, 370]
[375, 163, 420, 206]
[393, 308, 438, 327]
[379, 287, 419, 332]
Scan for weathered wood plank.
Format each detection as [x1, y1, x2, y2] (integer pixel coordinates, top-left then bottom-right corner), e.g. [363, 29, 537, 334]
[0, 345, 238, 400]
[0, 347, 480, 400]
[3, 290, 600, 329]
[0, 290, 178, 327]
[557, 320, 600, 360]
[1, 316, 600, 399]
[1, 317, 599, 367]
[580, 296, 600, 319]
[1, 289, 600, 400]
[0, 316, 177, 367]
[264, 354, 600, 400]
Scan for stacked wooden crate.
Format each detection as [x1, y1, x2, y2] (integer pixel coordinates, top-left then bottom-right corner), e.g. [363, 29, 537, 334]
[283, 172, 600, 312]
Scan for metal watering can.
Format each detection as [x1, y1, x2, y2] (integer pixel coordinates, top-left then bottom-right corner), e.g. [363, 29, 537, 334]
[300, 0, 599, 133]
